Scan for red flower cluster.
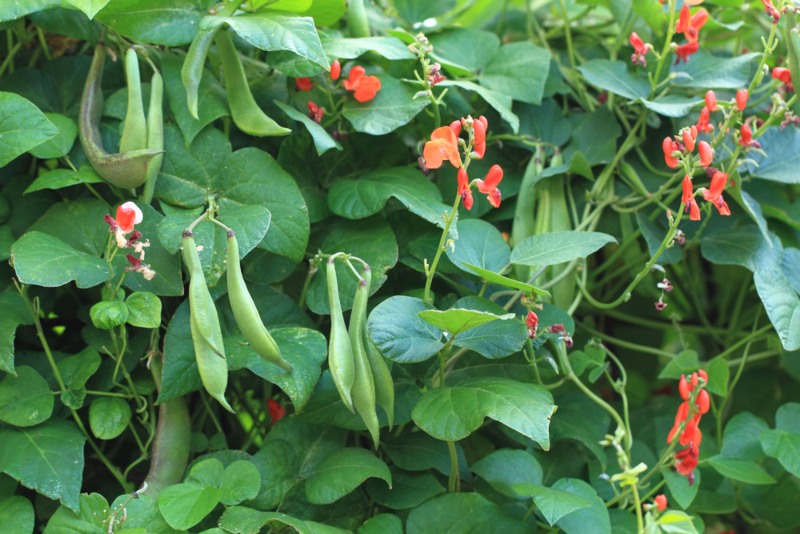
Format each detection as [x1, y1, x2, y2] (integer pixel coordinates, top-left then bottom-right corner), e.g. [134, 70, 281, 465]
[104, 202, 155, 280]
[422, 116, 503, 210]
[344, 66, 381, 103]
[667, 370, 710, 483]
[761, 0, 780, 24]
[674, 4, 708, 63]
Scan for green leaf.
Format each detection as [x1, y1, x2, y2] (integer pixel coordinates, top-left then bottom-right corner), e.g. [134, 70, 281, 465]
[554, 479, 610, 534]
[44, 493, 110, 533]
[430, 28, 500, 74]
[641, 95, 703, 118]
[64, 0, 110, 19]
[550, 392, 610, 467]
[412, 377, 554, 448]
[304, 448, 391, 504]
[342, 74, 428, 135]
[219, 506, 351, 534]
[367, 296, 444, 363]
[672, 51, 759, 89]
[220, 461, 261, 506]
[305, 217, 397, 314]
[187, 458, 224, 488]
[479, 42, 551, 105]
[11, 230, 108, 289]
[577, 60, 649, 100]
[158, 300, 202, 403]
[706, 455, 776, 485]
[760, 403, 800, 478]
[95, 0, 203, 46]
[658, 350, 700, 380]
[327, 167, 450, 228]
[656, 510, 700, 533]
[0, 419, 85, 512]
[88, 397, 131, 440]
[438, 80, 519, 133]
[471, 449, 543, 498]
[449, 296, 528, 359]
[218, 147, 309, 263]
[662, 468, 700, 510]
[746, 127, 800, 184]
[446, 219, 509, 274]
[367, 469, 445, 510]
[394, 0, 456, 25]
[705, 356, 729, 397]
[359, 513, 404, 534]
[228, 327, 327, 412]
[383, 432, 468, 476]
[0, 496, 34, 534]
[510, 231, 617, 267]
[56, 348, 101, 391]
[322, 36, 414, 60]
[0, 0, 62, 23]
[721, 412, 769, 461]
[89, 301, 129, 330]
[0, 92, 58, 167]
[637, 212, 681, 265]
[23, 166, 104, 194]
[700, 226, 766, 271]
[156, 483, 223, 530]
[0, 291, 34, 374]
[461, 263, 550, 298]
[125, 291, 162, 329]
[275, 101, 341, 156]
[0, 366, 53, 427]
[28, 113, 76, 159]
[512, 481, 593, 526]
[406, 493, 529, 534]
[754, 244, 800, 351]
[202, 13, 328, 68]
[418, 308, 515, 335]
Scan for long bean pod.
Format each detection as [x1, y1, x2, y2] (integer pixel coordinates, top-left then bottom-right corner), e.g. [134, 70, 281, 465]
[326, 258, 355, 413]
[119, 47, 147, 153]
[181, 28, 217, 119]
[365, 333, 394, 430]
[349, 267, 380, 447]
[226, 231, 292, 372]
[141, 68, 164, 205]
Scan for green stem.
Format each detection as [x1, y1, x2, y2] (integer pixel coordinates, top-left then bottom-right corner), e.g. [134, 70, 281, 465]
[446, 440, 460, 492]
[424, 193, 461, 304]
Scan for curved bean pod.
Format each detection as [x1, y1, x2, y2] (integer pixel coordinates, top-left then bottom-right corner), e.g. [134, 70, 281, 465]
[326, 258, 355, 413]
[119, 47, 147, 153]
[142, 68, 164, 205]
[181, 28, 217, 119]
[349, 267, 380, 447]
[226, 231, 292, 372]
[365, 332, 394, 430]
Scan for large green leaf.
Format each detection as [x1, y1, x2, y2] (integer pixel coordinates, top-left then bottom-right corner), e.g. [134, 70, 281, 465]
[760, 403, 800, 478]
[430, 28, 500, 74]
[448, 296, 528, 359]
[367, 469, 445, 510]
[11, 231, 108, 289]
[418, 308, 515, 335]
[746, 127, 800, 184]
[700, 226, 766, 271]
[471, 449, 543, 498]
[554, 479, 610, 534]
[706, 455, 776, 485]
[202, 13, 328, 68]
[0, 419, 84, 512]
[219, 506, 351, 534]
[0, 292, 34, 375]
[721, 412, 769, 461]
[342, 74, 429, 135]
[360, 514, 403, 534]
[275, 101, 341, 156]
[0, 92, 58, 167]
[479, 42, 551, 104]
[28, 113, 76, 159]
[0, 0, 61, 23]
[0, 366, 53, 427]
[446, 219, 509, 274]
[44, 493, 110, 533]
[511, 231, 617, 267]
[0, 496, 33, 534]
[157, 300, 202, 403]
[367, 296, 444, 363]
[406, 493, 528, 534]
[513, 481, 594, 526]
[550, 392, 610, 467]
[220, 461, 261, 506]
[671, 51, 759, 89]
[578, 60, 649, 100]
[383, 432, 468, 476]
[438, 80, 519, 133]
[753, 243, 800, 351]
[95, 0, 203, 46]
[156, 483, 223, 530]
[327, 167, 450, 228]
[412, 377, 554, 448]
[662, 468, 700, 510]
[23, 166, 104, 194]
[88, 397, 131, 440]
[304, 448, 391, 504]
[321, 36, 414, 60]
[63, 0, 109, 19]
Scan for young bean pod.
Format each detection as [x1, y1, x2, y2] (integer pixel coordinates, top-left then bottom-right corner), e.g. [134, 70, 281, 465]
[326, 258, 355, 413]
[181, 28, 217, 119]
[79, 46, 162, 189]
[214, 31, 291, 137]
[182, 231, 235, 413]
[349, 267, 380, 447]
[119, 47, 148, 153]
[142, 68, 164, 205]
[226, 231, 292, 372]
[365, 333, 394, 430]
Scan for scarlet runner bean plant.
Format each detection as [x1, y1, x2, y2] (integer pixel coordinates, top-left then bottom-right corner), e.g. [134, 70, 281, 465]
[1, 1, 800, 533]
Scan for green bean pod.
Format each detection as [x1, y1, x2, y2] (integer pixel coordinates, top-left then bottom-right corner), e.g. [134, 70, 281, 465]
[144, 357, 190, 498]
[119, 47, 148, 153]
[326, 258, 355, 413]
[214, 31, 291, 137]
[79, 46, 162, 189]
[181, 28, 217, 119]
[182, 231, 235, 414]
[142, 69, 164, 205]
[364, 334, 394, 430]
[512, 146, 544, 282]
[226, 231, 292, 372]
[349, 268, 380, 447]
[347, 0, 371, 38]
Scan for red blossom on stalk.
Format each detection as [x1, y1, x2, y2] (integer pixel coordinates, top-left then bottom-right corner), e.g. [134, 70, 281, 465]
[761, 0, 781, 24]
[471, 116, 488, 159]
[675, 41, 700, 63]
[668, 370, 709, 483]
[701, 170, 732, 215]
[475, 164, 503, 208]
[343, 66, 381, 102]
[526, 311, 539, 339]
[330, 59, 341, 81]
[268, 399, 286, 424]
[698, 141, 713, 167]
[105, 201, 144, 248]
[423, 126, 461, 169]
[704, 90, 717, 112]
[682, 175, 701, 221]
[739, 123, 761, 148]
[457, 167, 473, 210]
[682, 128, 696, 152]
[654, 494, 668, 513]
[676, 6, 708, 42]
[295, 77, 313, 91]
[696, 106, 713, 133]
[736, 88, 748, 111]
[427, 62, 446, 86]
[772, 67, 794, 91]
[662, 137, 680, 168]
[629, 32, 651, 66]
[307, 101, 325, 123]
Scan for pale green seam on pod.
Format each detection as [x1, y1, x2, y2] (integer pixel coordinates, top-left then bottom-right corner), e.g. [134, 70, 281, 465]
[360, 267, 394, 430]
[226, 231, 292, 372]
[78, 46, 162, 189]
[142, 68, 164, 205]
[181, 28, 217, 119]
[214, 31, 291, 137]
[119, 47, 148, 153]
[349, 267, 380, 447]
[182, 231, 235, 414]
[327, 258, 355, 413]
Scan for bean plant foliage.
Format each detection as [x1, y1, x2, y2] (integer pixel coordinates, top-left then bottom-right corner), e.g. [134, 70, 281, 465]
[1, 0, 800, 532]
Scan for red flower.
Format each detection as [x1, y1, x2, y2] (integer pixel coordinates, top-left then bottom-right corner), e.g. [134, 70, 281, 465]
[772, 67, 794, 91]
[267, 399, 286, 424]
[705, 90, 717, 112]
[472, 116, 487, 159]
[475, 164, 503, 208]
[295, 77, 313, 91]
[676, 6, 708, 42]
[736, 88, 748, 111]
[526, 311, 538, 338]
[675, 41, 699, 63]
[629, 32, 651, 66]
[343, 66, 381, 102]
[330, 59, 341, 81]
[125, 253, 156, 280]
[675, 443, 699, 478]
[739, 123, 760, 148]
[682, 129, 696, 152]
[449, 120, 462, 137]
[307, 101, 325, 124]
[662, 137, 680, 168]
[682, 175, 701, 221]
[761, 0, 780, 24]
[457, 167, 473, 210]
[702, 170, 731, 215]
[698, 141, 713, 167]
[423, 126, 461, 169]
[696, 106, 713, 133]
[654, 494, 668, 513]
[105, 201, 144, 248]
